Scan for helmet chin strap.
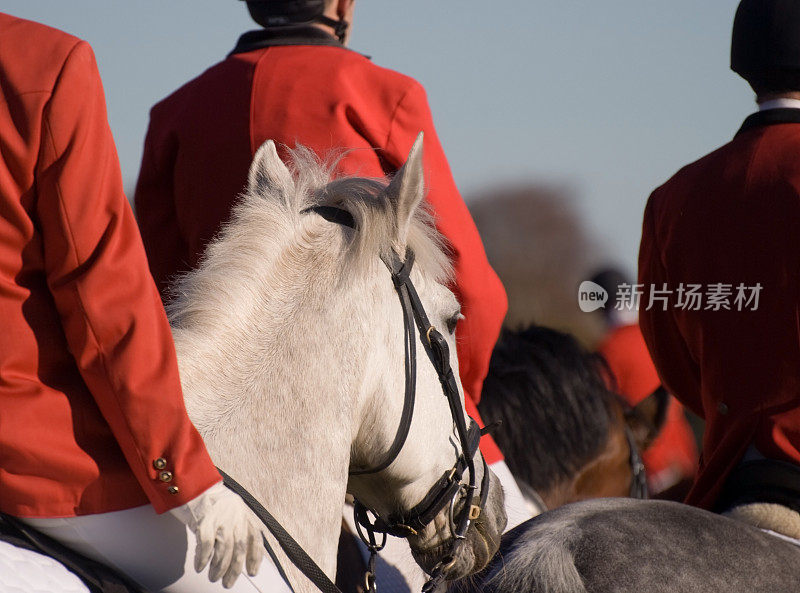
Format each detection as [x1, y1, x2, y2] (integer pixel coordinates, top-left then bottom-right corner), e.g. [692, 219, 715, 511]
[241, 0, 350, 44]
[315, 14, 349, 42]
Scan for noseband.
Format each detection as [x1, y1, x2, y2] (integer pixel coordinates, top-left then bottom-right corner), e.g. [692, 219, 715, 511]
[310, 206, 490, 592]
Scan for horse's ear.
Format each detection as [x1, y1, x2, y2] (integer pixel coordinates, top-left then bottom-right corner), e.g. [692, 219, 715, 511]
[625, 386, 671, 451]
[383, 132, 426, 247]
[247, 140, 294, 195]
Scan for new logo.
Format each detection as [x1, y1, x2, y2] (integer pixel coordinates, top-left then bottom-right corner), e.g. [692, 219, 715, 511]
[578, 281, 608, 313]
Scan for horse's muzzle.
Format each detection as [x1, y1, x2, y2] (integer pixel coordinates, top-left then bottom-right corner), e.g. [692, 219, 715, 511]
[411, 467, 507, 582]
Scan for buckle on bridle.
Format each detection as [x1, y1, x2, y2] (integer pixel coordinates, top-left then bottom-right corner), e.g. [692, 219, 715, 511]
[392, 523, 418, 538]
[425, 325, 436, 345]
[363, 570, 375, 593]
[446, 466, 458, 482]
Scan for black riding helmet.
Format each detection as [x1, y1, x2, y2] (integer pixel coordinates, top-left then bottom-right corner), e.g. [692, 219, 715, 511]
[242, 0, 349, 42]
[731, 0, 800, 93]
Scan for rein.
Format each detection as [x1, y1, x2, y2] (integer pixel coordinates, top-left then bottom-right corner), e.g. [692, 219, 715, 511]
[625, 425, 648, 500]
[221, 205, 490, 593]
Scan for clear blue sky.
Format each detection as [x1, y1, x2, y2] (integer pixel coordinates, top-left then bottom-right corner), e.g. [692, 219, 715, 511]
[5, 1, 752, 273]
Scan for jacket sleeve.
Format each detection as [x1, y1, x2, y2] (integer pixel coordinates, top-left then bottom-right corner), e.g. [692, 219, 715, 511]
[638, 193, 703, 419]
[384, 82, 507, 463]
[34, 40, 221, 513]
[134, 111, 189, 298]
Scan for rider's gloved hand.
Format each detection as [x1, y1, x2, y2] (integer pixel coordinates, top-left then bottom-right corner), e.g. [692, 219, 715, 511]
[169, 482, 264, 588]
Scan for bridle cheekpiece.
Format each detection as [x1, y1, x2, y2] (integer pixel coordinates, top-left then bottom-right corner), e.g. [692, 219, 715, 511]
[311, 206, 490, 592]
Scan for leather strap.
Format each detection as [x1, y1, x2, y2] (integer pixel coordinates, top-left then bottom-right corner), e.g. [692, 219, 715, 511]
[360, 421, 482, 538]
[315, 15, 349, 42]
[219, 469, 338, 593]
[349, 256, 417, 475]
[625, 426, 648, 500]
[302, 206, 419, 477]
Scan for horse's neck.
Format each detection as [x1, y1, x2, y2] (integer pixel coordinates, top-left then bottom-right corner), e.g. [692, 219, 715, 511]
[170, 244, 364, 588]
[176, 326, 352, 582]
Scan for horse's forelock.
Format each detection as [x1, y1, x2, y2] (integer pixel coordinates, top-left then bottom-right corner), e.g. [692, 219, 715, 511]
[167, 145, 453, 327]
[287, 147, 452, 286]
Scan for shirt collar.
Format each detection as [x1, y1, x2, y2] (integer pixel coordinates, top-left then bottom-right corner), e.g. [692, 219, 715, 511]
[758, 98, 800, 112]
[230, 26, 343, 57]
[230, 26, 370, 59]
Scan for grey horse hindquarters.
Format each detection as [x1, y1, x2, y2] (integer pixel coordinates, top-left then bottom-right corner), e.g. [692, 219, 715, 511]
[451, 498, 800, 593]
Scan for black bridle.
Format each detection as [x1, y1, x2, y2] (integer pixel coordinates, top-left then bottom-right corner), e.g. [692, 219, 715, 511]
[316, 205, 490, 592]
[621, 388, 658, 501]
[349, 245, 490, 593]
[222, 205, 491, 593]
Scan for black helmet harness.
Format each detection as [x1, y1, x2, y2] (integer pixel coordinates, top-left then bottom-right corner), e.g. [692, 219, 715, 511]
[731, 0, 800, 92]
[241, 0, 349, 43]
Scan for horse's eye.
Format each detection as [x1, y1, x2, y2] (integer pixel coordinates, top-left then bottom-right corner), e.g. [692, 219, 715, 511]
[446, 313, 463, 335]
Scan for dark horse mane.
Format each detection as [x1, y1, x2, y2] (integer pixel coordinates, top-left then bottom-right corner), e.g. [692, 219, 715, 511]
[478, 325, 617, 493]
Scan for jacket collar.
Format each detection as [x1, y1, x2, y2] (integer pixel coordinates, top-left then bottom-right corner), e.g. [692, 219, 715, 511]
[230, 26, 346, 57]
[736, 108, 800, 136]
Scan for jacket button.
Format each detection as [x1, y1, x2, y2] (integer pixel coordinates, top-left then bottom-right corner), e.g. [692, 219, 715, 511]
[159, 471, 174, 482]
[153, 458, 167, 470]
[718, 402, 729, 415]
[168, 486, 180, 495]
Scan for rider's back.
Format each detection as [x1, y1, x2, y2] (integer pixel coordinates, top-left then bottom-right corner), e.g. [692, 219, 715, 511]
[138, 40, 422, 290]
[0, 12, 219, 519]
[640, 120, 800, 510]
[136, 30, 509, 445]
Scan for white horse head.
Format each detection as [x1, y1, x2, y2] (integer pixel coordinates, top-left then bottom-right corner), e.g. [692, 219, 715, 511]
[168, 134, 506, 590]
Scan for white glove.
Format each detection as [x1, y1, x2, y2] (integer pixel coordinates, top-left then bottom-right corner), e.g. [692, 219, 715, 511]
[169, 482, 264, 588]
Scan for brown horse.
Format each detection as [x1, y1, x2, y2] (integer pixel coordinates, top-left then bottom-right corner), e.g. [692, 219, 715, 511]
[477, 325, 667, 515]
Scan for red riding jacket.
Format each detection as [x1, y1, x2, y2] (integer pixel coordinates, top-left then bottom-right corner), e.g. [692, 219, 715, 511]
[639, 108, 800, 510]
[134, 27, 507, 463]
[0, 13, 220, 518]
[598, 324, 698, 494]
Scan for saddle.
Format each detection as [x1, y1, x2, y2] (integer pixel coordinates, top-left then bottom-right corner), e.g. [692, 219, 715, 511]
[717, 459, 800, 540]
[0, 513, 146, 593]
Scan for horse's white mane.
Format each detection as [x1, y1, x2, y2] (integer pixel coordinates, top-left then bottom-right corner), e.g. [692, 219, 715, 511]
[167, 145, 452, 327]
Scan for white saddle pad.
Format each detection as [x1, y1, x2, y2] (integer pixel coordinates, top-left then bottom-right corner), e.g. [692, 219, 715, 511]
[0, 539, 88, 593]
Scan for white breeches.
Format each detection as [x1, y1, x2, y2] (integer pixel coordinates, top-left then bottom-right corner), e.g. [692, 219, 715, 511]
[20, 505, 293, 593]
[491, 459, 536, 530]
